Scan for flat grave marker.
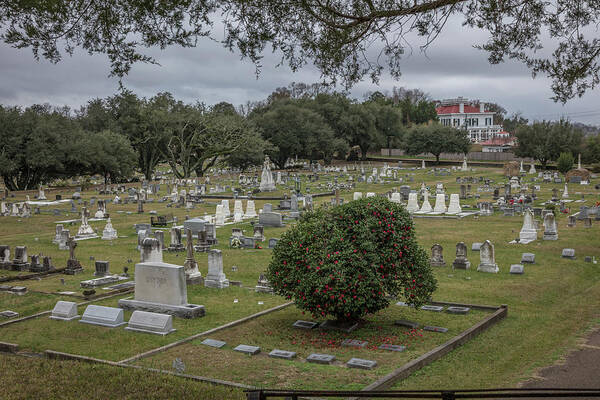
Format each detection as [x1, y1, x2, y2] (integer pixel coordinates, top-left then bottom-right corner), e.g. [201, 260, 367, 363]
[446, 306, 470, 315]
[125, 310, 176, 336]
[341, 339, 368, 348]
[79, 305, 126, 328]
[346, 358, 377, 370]
[234, 344, 261, 355]
[307, 353, 336, 365]
[201, 339, 226, 349]
[378, 344, 406, 352]
[292, 320, 318, 330]
[269, 349, 297, 360]
[394, 320, 419, 329]
[421, 305, 444, 312]
[424, 326, 448, 333]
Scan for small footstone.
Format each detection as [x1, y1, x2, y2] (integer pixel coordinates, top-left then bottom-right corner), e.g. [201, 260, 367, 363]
[0, 310, 19, 318]
[561, 248, 576, 259]
[319, 319, 359, 333]
[341, 339, 368, 348]
[584, 256, 592, 263]
[521, 253, 535, 264]
[292, 320, 318, 330]
[125, 311, 176, 336]
[394, 320, 419, 329]
[50, 301, 79, 321]
[424, 326, 448, 333]
[269, 349, 296, 360]
[510, 264, 524, 274]
[446, 306, 470, 315]
[79, 305, 126, 328]
[234, 344, 260, 355]
[346, 358, 377, 370]
[378, 344, 406, 352]
[420, 305, 444, 312]
[201, 339, 226, 348]
[307, 353, 335, 364]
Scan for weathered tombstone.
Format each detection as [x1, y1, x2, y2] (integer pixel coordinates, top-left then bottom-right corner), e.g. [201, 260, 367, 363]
[255, 273, 273, 293]
[183, 229, 203, 284]
[521, 253, 535, 264]
[269, 349, 297, 360]
[204, 249, 229, 288]
[125, 310, 176, 335]
[452, 242, 470, 270]
[0, 245, 10, 269]
[346, 358, 377, 370]
[94, 260, 110, 276]
[101, 218, 118, 240]
[11, 246, 30, 271]
[259, 211, 284, 227]
[584, 217, 593, 228]
[168, 227, 184, 252]
[519, 209, 537, 243]
[446, 193, 462, 214]
[510, 264, 524, 274]
[477, 240, 499, 273]
[543, 213, 558, 240]
[268, 238, 279, 248]
[79, 305, 126, 328]
[430, 244, 446, 267]
[406, 193, 419, 213]
[433, 193, 447, 213]
[53, 225, 64, 244]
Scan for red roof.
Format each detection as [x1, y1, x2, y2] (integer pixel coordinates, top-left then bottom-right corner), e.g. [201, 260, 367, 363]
[480, 136, 514, 146]
[436, 105, 488, 114]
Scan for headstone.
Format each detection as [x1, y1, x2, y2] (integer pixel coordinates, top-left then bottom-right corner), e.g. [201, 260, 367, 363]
[452, 242, 470, 270]
[259, 211, 284, 227]
[168, 227, 184, 251]
[567, 215, 577, 227]
[183, 229, 203, 284]
[201, 339, 226, 348]
[446, 306, 470, 315]
[519, 209, 537, 243]
[406, 193, 419, 213]
[259, 156, 276, 192]
[419, 191, 433, 213]
[521, 253, 535, 264]
[269, 349, 296, 360]
[561, 248, 576, 259]
[292, 320, 318, 329]
[543, 213, 558, 240]
[101, 218, 118, 240]
[477, 240, 499, 273]
[245, 200, 257, 218]
[94, 260, 110, 276]
[510, 264, 524, 274]
[234, 344, 260, 355]
[50, 301, 79, 321]
[204, 249, 229, 288]
[430, 244, 446, 267]
[306, 353, 335, 364]
[346, 358, 377, 370]
[446, 194, 462, 214]
[433, 193, 447, 213]
[125, 310, 176, 335]
[379, 344, 406, 352]
[394, 320, 419, 329]
[79, 305, 126, 328]
[341, 339, 368, 348]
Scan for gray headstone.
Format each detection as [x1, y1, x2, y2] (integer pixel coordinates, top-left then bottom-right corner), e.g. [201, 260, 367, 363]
[420, 305, 444, 312]
[50, 301, 79, 321]
[561, 248, 576, 259]
[341, 339, 368, 348]
[307, 353, 335, 364]
[378, 344, 406, 352]
[510, 264, 524, 274]
[268, 349, 297, 360]
[201, 339, 226, 348]
[446, 306, 470, 315]
[233, 344, 260, 355]
[394, 320, 419, 329]
[125, 310, 176, 335]
[79, 305, 126, 328]
[346, 358, 377, 370]
[471, 243, 482, 252]
[292, 320, 318, 329]
[521, 253, 535, 264]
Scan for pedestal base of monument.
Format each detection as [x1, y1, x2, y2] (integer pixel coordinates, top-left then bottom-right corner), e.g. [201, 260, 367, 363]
[430, 261, 446, 267]
[186, 273, 204, 285]
[477, 263, 499, 273]
[64, 260, 83, 275]
[118, 297, 205, 318]
[167, 245, 185, 252]
[452, 260, 470, 270]
[543, 233, 558, 240]
[204, 277, 229, 289]
[11, 263, 30, 271]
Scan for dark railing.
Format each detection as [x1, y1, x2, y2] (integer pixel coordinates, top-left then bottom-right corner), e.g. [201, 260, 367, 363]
[245, 388, 600, 400]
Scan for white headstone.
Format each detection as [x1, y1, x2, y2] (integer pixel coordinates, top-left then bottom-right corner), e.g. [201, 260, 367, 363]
[543, 212, 558, 240]
[215, 204, 225, 226]
[259, 155, 276, 192]
[418, 191, 433, 213]
[519, 209, 537, 243]
[125, 310, 175, 336]
[220, 199, 231, 218]
[366, 192, 376, 198]
[205, 249, 229, 289]
[233, 200, 243, 222]
[446, 194, 462, 214]
[406, 193, 419, 213]
[79, 305, 126, 328]
[245, 200, 257, 218]
[50, 301, 79, 321]
[433, 194, 447, 213]
[101, 218, 118, 240]
[353, 192, 363, 201]
[390, 193, 401, 203]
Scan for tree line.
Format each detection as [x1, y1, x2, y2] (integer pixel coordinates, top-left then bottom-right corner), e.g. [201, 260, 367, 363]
[2, 85, 473, 190]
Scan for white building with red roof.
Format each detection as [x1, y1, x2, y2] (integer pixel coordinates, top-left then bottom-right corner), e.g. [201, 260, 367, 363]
[436, 97, 504, 143]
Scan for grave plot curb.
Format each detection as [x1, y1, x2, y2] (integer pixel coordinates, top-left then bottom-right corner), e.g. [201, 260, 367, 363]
[0, 289, 134, 328]
[358, 304, 508, 393]
[44, 350, 256, 390]
[0, 341, 19, 353]
[117, 301, 293, 365]
[0, 268, 67, 283]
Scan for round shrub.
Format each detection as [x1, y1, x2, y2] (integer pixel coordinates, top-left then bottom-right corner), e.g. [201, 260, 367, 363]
[267, 196, 437, 322]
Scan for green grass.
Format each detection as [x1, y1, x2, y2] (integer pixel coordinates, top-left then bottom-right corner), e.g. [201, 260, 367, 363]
[1, 164, 599, 393]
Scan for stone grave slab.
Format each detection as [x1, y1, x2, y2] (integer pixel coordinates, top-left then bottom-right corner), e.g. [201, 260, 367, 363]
[420, 305, 444, 312]
[347, 358, 377, 370]
[10, 286, 27, 294]
[446, 306, 470, 315]
[510, 264, 524, 274]
[80, 275, 121, 288]
[50, 301, 79, 321]
[521, 253, 535, 264]
[396, 301, 410, 307]
[79, 305, 126, 328]
[378, 344, 406, 352]
[561, 248, 576, 259]
[292, 320, 318, 330]
[307, 353, 336, 364]
[201, 339, 226, 348]
[233, 344, 260, 355]
[104, 281, 135, 291]
[319, 319, 359, 333]
[0, 310, 19, 318]
[341, 339, 368, 348]
[125, 310, 176, 336]
[269, 349, 297, 360]
[394, 320, 419, 329]
[424, 326, 448, 333]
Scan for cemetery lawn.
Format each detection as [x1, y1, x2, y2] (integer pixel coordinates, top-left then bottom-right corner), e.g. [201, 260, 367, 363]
[1, 166, 599, 395]
[0, 353, 244, 400]
[135, 304, 488, 390]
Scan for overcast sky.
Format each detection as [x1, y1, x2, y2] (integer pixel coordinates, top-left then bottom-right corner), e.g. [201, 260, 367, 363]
[1, 15, 599, 126]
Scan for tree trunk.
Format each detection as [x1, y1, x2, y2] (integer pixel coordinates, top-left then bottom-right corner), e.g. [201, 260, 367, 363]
[435, 154, 440, 164]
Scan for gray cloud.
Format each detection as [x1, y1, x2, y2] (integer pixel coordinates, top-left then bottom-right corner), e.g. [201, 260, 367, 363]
[0, 16, 599, 126]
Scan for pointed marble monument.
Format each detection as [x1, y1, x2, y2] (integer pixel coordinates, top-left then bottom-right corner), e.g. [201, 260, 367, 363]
[221, 199, 231, 218]
[418, 191, 433, 213]
[183, 229, 203, 284]
[75, 207, 98, 239]
[519, 209, 537, 243]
